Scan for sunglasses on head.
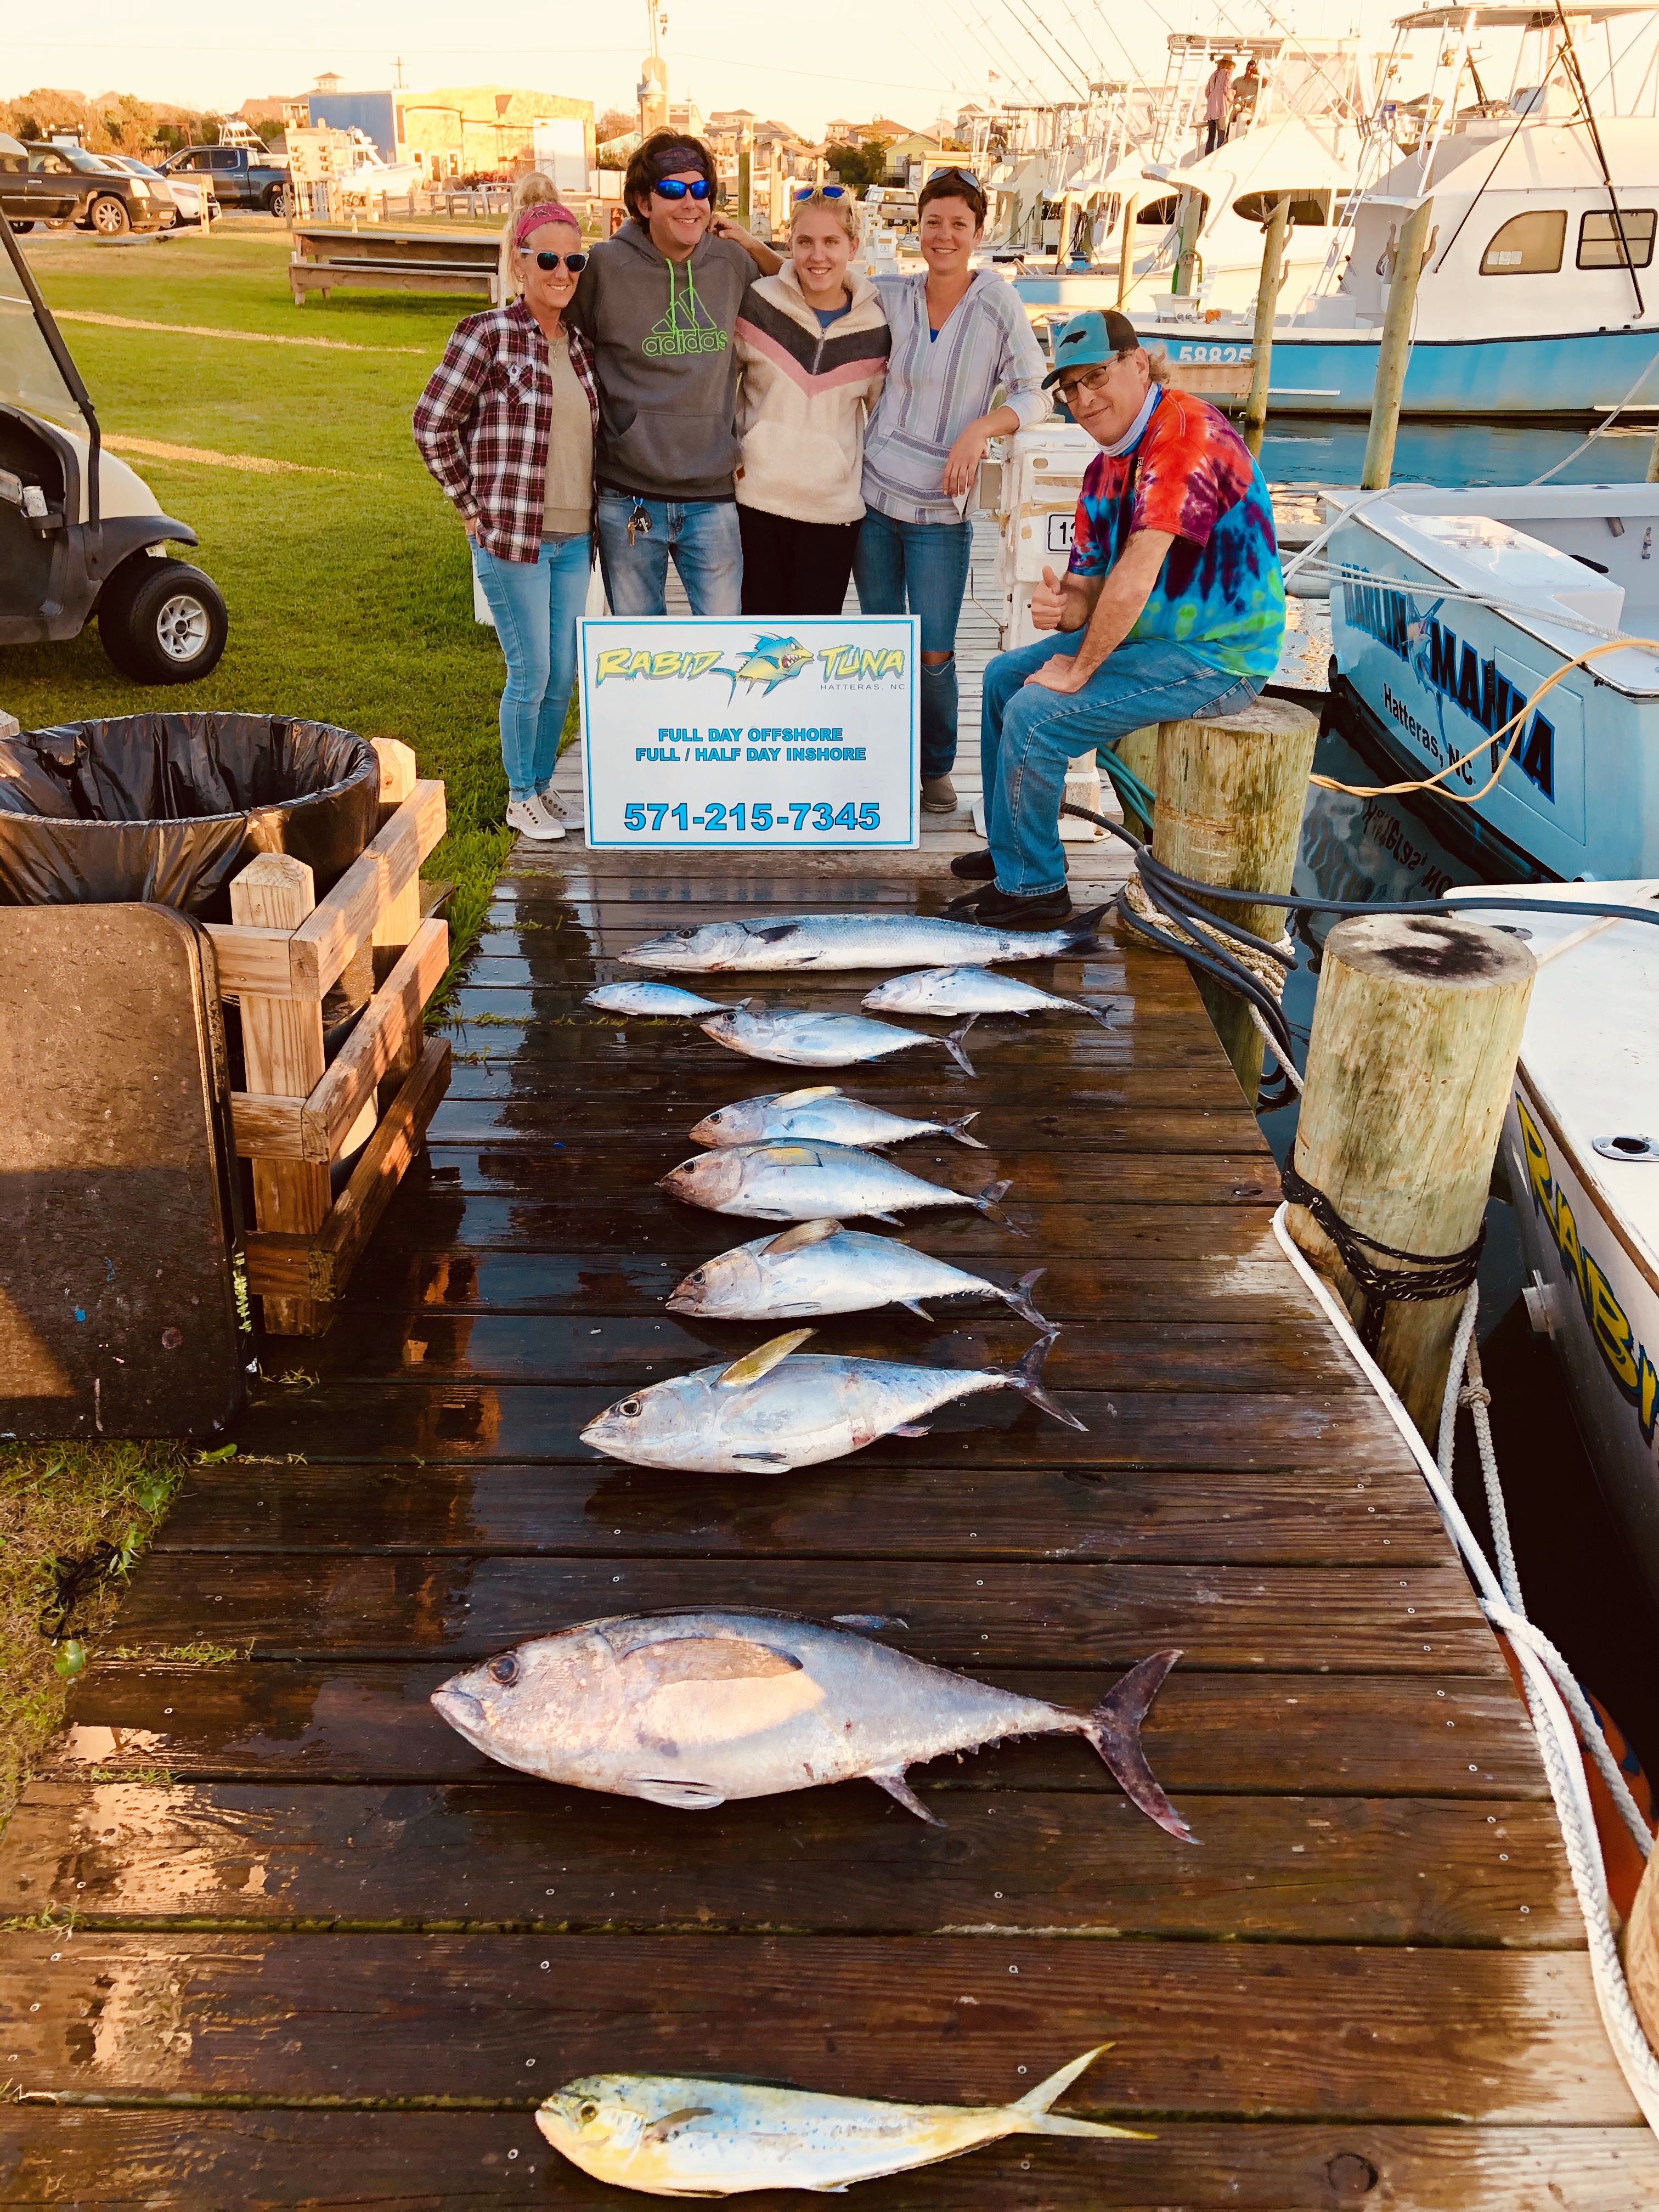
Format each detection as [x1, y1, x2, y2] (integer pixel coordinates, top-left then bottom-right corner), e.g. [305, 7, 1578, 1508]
[652, 176, 713, 201]
[929, 166, 986, 204]
[793, 184, 846, 201]
[534, 249, 589, 273]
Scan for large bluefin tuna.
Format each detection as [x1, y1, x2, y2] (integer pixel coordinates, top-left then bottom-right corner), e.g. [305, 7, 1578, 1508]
[534, 2046, 1147, 2196]
[700, 1003, 977, 1075]
[666, 1220, 1053, 1328]
[622, 910, 1108, 973]
[431, 1608, 1194, 1841]
[690, 1086, 986, 1151]
[578, 1327, 1080, 1471]
[864, 966, 1116, 1027]
[659, 1141, 1012, 1226]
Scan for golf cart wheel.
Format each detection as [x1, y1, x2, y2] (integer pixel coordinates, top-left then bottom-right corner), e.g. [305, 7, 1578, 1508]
[266, 185, 287, 217]
[99, 560, 228, 685]
[89, 195, 130, 236]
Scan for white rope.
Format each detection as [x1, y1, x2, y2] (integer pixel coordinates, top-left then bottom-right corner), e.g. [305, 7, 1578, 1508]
[1271, 1205, 1659, 2132]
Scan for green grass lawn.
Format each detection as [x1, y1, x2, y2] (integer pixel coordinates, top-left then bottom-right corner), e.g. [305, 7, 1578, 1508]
[0, 225, 529, 1827]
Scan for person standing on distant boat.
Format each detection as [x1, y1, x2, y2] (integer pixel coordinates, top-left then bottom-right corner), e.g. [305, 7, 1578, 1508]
[731, 185, 890, 616]
[1204, 56, 1236, 154]
[413, 179, 599, 847]
[953, 310, 1284, 927]
[856, 167, 1049, 817]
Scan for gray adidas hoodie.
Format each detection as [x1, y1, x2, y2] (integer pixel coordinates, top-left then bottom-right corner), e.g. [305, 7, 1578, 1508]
[568, 220, 758, 503]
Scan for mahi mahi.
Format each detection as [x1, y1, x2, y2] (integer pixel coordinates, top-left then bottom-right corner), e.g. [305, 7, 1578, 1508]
[864, 966, 1116, 1027]
[660, 1141, 1012, 1226]
[690, 1086, 986, 1152]
[578, 1325, 1079, 1471]
[534, 2047, 1147, 2197]
[431, 1607, 1194, 1840]
[585, 982, 732, 1017]
[667, 1220, 1053, 1328]
[622, 910, 1108, 973]
[700, 1003, 977, 1075]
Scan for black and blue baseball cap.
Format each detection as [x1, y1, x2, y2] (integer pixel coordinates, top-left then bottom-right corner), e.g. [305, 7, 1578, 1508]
[1043, 309, 1141, 387]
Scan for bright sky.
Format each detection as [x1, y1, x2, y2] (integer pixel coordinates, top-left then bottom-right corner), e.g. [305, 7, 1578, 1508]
[6, 1, 1403, 139]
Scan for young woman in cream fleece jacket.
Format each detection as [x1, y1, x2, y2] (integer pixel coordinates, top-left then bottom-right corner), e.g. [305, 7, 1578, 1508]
[732, 190, 890, 616]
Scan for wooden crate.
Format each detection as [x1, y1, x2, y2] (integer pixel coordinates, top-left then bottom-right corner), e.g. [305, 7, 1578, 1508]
[207, 737, 450, 1336]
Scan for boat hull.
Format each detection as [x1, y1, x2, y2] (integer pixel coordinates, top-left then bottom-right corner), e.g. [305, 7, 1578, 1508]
[1505, 1077, 1659, 1612]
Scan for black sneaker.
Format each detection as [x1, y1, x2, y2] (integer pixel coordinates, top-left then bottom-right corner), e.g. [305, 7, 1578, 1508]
[949, 848, 997, 881]
[961, 884, 1074, 927]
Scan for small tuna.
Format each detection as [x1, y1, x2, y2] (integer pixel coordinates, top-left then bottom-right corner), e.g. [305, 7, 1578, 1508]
[660, 1141, 1012, 1227]
[584, 981, 732, 1018]
[534, 2046, 1147, 2197]
[701, 1003, 977, 1076]
[690, 1086, 986, 1152]
[578, 1326, 1079, 1472]
[622, 910, 1108, 974]
[431, 1608, 1193, 1839]
[667, 1220, 1054, 1329]
[726, 633, 815, 698]
[864, 966, 1116, 1028]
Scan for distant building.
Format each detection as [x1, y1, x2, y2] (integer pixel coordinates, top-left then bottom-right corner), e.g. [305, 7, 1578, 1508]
[313, 72, 342, 95]
[302, 82, 595, 179]
[883, 128, 943, 180]
[239, 93, 309, 132]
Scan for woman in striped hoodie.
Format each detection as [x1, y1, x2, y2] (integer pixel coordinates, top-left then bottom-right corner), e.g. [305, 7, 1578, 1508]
[731, 188, 890, 616]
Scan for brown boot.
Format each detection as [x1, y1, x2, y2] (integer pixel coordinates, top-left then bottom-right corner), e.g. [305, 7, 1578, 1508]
[920, 775, 957, 814]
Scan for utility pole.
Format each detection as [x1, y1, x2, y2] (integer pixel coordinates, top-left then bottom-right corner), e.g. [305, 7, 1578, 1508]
[394, 57, 405, 91]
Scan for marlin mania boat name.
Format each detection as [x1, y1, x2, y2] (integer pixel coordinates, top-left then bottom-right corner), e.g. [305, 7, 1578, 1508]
[1343, 580, 1555, 800]
[1516, 1097, 1658, 1444]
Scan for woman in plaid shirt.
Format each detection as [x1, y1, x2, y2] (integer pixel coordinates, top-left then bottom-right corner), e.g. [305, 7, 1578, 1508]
[414, 188, 599, 845]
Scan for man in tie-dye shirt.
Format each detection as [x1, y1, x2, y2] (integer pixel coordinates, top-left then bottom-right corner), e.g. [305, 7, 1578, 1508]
[954, 310, 1284, 924]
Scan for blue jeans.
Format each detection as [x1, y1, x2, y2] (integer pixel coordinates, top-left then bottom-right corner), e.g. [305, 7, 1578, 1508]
[853, 509, 974, 778]
[983, 631, 1261, 895]
[473, 535, 592, 803]
[595, 490, 742, 617]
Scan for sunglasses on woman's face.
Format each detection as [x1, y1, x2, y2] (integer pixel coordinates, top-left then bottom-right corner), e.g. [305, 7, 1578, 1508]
[793, 184, 845, 200]
[652, 177, 712, 201]
[534, 250, 589, 273]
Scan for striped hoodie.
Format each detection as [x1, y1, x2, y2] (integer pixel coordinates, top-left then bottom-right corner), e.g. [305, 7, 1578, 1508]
[733, 266, 891, 526]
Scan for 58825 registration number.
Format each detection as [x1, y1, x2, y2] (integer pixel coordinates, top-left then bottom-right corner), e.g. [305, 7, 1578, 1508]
[622, 801, 883, 833]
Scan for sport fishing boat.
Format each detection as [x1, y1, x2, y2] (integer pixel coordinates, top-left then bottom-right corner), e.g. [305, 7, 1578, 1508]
[1137, 2, 1659, 416]
[1321, 480, 1659, 881]
[1447, 878, 1659, 1613]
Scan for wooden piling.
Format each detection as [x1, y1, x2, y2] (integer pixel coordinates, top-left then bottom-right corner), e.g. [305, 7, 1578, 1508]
[1150, 696, 1319, 1102]
[1116, 190, 1141, 309]
[1286, 912, 1535, 1436]
[1243, 195, 1291, 457]
[1628, 1847, 1659, 2057]
[1361, 197, 1435, 491]
[1175, 189, 1203, 297]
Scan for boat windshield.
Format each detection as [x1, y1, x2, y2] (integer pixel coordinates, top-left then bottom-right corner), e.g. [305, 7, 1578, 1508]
[0, 233, 88, 433]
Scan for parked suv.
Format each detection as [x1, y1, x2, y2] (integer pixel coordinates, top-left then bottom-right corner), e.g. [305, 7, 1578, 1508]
[19, 144, 169, 235]
[163, 143, 290, 217]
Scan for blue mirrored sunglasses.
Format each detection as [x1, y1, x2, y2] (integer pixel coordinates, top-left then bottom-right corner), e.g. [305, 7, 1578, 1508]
[793, 184, 846, 200]
[652, 177, 713, 200]
[535, 250, 589, 272]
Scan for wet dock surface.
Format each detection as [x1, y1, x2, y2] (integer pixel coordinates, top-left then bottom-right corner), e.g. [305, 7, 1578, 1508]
[2, 849, 1650, 2207]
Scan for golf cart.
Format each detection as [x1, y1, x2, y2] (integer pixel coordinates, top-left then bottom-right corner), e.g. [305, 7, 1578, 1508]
[0, 163, 228, 684]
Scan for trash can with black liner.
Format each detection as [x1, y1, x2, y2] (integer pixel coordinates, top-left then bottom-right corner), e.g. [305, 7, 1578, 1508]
[0, 711, 381, 916]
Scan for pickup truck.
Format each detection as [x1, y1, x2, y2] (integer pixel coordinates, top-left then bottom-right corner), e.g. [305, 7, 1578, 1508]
[163, 143, 290, 217]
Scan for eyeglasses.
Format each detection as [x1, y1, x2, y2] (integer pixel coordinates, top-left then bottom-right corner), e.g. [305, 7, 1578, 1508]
[927, 167, 986, 207]
[793, 184, 846, 201]
[1057, 363, 1122, 402]
[652, 177, 713, 201]
[534, 250, 589, 273]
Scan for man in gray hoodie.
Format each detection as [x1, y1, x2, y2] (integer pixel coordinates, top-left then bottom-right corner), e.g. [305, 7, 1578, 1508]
[569, 130, 779, 617]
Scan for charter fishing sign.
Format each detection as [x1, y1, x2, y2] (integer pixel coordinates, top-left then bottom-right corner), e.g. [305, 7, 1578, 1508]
[578, 616, 920, 849]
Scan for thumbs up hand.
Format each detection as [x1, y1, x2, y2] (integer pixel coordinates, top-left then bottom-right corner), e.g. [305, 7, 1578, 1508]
[1031, 563, 1069, 631]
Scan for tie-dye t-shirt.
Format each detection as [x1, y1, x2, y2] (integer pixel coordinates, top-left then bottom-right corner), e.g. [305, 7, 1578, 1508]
[1066, 388, 1285, 682]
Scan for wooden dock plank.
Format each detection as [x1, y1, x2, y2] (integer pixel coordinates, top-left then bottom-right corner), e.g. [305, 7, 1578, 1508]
[44, 1664, 1543, 1796]
[0, 1932, 1633, 2121]
[105, 1555, 1512, 1677]
[0, 1781, 1575, 1944]
[2, 2110, 1653, 2211]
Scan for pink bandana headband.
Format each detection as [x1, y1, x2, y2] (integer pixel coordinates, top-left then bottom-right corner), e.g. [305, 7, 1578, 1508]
[514, 202, 580, 250]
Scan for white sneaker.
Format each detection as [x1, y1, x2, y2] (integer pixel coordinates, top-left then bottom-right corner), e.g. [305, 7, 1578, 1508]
[536, 787, 570, 821]
[507, 796, 566, 844]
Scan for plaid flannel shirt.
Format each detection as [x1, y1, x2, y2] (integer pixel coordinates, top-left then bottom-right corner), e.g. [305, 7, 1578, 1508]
[413, 300, 600, 565]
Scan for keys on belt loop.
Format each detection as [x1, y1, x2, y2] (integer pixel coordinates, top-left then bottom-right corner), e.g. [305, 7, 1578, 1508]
[627, 500, 652, 547]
